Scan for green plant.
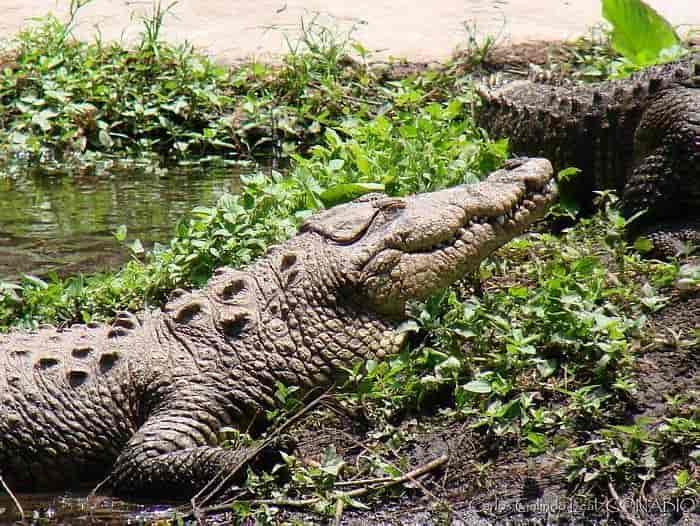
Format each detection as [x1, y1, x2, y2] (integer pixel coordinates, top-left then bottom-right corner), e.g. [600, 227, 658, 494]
[459, 19, 500, 68]
[60, 0, 97, 43]
[602, 0, 685, 71]
[138, 1, 179, 59]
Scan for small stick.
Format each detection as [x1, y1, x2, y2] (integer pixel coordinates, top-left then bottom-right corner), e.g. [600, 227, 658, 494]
[191, 386, 335, 507]
[338, 429, 448, 509]
[185, 454, 448, 519]
[0, 474, 24, 522]
[333, 475, 395, 487]
[336, 454, 448, 499]
[607, 482, 643, 526]
[333, 497, 344, 526]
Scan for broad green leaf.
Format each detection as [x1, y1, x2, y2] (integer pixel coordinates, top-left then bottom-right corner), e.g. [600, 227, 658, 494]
[462, 380, 492, 394]
[98, 130, 114, 148]
[508, 286, 529, 298]
[31, 109, 58, 132]
[526, 432, 548, 455]
[633, 236, 654, 253]
[114, 224, 128, 242]
[602, 0, 682, 67]
[319, 182, 385, 207]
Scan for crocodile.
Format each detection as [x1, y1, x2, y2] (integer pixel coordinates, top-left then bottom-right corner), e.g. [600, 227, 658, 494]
[477, 54, 700, 256]
[0, 158, 556, 500]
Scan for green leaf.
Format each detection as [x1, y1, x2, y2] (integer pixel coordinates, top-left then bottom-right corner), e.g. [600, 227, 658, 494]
[526, 432, 548, 455]
[602, 0, 682, 67]
[557, 166, 582, 182]
[114, 224, 128, 242]
[508, 286, 529, 298]
[98, 129, 114, 148]
[319, 183, 385, 207]
[31, 109, 58, 132]
[633, 236, 654, 253]
[462, 380, 492, 394]
[675, 469, 690, 488]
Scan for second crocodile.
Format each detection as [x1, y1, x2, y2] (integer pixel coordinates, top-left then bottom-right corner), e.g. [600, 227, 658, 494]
[477, 55, 700, 255]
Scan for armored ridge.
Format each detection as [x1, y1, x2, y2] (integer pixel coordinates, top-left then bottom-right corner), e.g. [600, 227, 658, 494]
[0, 158, 557, 499]
[477, 55, 700, 255]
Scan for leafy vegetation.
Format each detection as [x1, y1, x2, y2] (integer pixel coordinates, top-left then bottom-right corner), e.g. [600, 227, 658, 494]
[0, 2, 699, 523]
[534, 0, 692, 82]
[602, 0, 684, 69]
[0, 69, 503, 328]
[0, 5, 476, 166]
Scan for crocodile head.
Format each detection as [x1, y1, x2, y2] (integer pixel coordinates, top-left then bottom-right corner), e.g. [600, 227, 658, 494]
[301, 157, 557, 316]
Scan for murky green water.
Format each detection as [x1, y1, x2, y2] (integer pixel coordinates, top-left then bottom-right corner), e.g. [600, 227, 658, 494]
[0, 491, 191, 524]
[0, 162, 246, 281]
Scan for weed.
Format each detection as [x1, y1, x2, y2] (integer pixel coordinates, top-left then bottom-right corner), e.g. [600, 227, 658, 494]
[459, 19, 501, 69]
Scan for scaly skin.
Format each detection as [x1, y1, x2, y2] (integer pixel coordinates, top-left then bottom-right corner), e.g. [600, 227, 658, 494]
[477, 55, 700, 256]
[0, 158, 556, 499]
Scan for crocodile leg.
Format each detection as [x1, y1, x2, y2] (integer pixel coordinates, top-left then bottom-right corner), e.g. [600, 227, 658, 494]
[107, 407, 277, 499]
[636, 221, 700, 258]
[623, 87, 700, 256]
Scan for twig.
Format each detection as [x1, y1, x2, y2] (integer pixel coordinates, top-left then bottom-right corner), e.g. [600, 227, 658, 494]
[187, 454, 448, 519]
[333, 497, 344, 526]
[338, 429, 449, 511]
[336, 454, 448, 499]
[0, 474, 24, 522]
[333, 475, 395, 487]
[607, 482, 643, 526]
[190, 385, 335, 507]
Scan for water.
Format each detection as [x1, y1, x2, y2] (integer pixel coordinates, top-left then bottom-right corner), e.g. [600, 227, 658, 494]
[0, 492, 187, 524]
[0, 162, 246, 281]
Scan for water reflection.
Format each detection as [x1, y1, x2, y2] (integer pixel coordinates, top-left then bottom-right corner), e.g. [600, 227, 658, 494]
[0, 162, 245, 280]
[0, 492, 177, 525]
